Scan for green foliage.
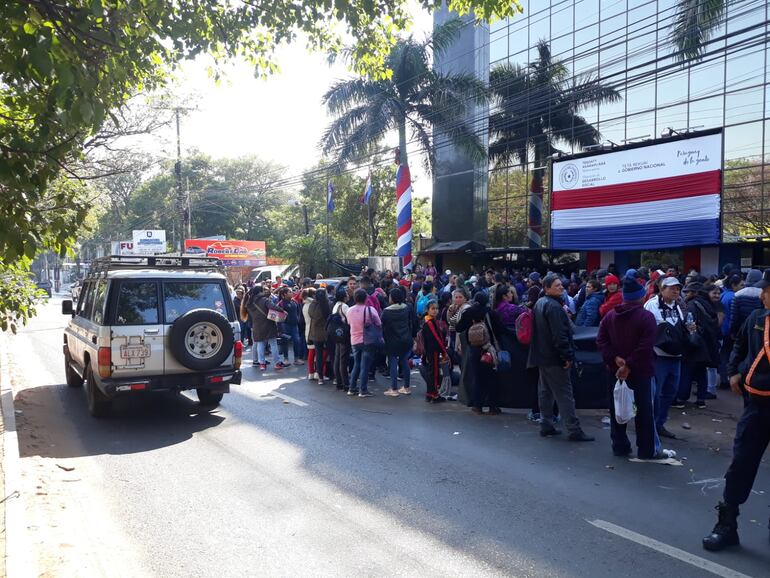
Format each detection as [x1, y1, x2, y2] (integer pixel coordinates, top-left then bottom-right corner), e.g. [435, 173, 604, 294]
[0, 261, 46, 334]
[321, 18, 489, 172]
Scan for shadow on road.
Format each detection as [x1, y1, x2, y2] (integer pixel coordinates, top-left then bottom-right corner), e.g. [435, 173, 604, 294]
[16, 383, 225, 459]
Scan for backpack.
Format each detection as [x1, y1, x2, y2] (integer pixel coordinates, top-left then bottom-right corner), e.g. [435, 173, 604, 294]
[515, 309, 533, 346]
[413, 330, 425, 356]
[416, 292, 433, 316]
[365, 293, 381, 314]
[468, 319, 490, 347]
[326, 306, 350, 344]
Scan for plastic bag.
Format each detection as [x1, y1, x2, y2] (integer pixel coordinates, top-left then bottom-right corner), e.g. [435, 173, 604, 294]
[613, 379, 636, 424]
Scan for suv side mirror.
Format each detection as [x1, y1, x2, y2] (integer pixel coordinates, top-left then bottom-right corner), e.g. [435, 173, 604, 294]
[62, 300, 73, 315]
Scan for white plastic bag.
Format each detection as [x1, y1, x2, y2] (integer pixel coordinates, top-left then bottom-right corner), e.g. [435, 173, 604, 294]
[613, 379, 636, 424]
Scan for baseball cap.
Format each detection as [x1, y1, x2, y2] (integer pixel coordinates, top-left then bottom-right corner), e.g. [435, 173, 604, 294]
[661, 277, 682, 288]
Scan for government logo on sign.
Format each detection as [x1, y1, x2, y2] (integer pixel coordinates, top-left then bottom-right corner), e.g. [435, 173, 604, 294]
[559, 164, 579, 189]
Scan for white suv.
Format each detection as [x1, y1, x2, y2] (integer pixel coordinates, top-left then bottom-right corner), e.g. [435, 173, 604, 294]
[62, 256, 242, 417]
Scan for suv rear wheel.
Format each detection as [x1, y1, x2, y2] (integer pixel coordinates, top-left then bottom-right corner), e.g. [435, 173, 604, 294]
[85, 363, 112, 418]
[64, 349, 83, 388]
[196, 389, 223, 407]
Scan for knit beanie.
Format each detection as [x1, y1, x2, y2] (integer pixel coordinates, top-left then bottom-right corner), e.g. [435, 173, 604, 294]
[622, 269, 646, 301]
[604, 274, 620, 286]
[746, 269, 762, 285]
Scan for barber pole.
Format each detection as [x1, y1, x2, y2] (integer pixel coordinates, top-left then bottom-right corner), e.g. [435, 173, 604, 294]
[395, 161, 413, 271]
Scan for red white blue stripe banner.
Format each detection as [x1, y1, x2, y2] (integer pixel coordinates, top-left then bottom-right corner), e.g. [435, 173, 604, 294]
[396, 164, 412, 269]
[550, 133, 722, 250]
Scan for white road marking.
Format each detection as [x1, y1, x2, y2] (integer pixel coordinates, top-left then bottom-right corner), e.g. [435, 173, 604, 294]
[265, 391, 308, 407]
[587, 519, 753, 578]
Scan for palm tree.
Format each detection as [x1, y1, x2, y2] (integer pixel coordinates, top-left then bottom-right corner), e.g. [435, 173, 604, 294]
[489, 41, 621, 248]
[671, 0, 727, 62]
[320, 18, 487, 172]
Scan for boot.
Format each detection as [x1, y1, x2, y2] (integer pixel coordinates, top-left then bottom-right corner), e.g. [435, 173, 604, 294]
[702, 502, 740, 551]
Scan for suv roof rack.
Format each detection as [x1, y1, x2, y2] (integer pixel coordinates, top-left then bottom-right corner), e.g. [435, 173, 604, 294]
[86, 255, 226, 279]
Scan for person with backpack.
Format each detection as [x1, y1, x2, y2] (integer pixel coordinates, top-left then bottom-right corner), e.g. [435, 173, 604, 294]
[416, 281, 437, 318]
[307, 288, 332, 384]
[242, 284, 289, 372]
[329, 286, 350, 391]
[456, 292, 503, 415]
[702, 269, 770, 552]
[347, 288, 381, 397]
[421, 300, 450, 403]
[381, 286, 416, 396]
[528, 274, 594, 441]
[494, 284, 525, 330]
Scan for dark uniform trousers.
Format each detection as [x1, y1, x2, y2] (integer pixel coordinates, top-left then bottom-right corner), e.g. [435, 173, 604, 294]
[724, 398, 770, 505]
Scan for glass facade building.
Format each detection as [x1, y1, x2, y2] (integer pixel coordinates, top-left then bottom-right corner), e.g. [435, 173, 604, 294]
[484, 0, 770, 263]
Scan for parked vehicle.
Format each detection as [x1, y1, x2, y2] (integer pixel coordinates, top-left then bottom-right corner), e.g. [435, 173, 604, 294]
[36, 278, 52, 298]
[249, 264, 299, 284]
[61, 255, 242, 417]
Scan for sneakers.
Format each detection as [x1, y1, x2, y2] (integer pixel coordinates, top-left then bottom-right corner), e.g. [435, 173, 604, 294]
[307, 373, 314, 381]
[647, 449, 677, 460]
[527, 411, 541, 422]
[703, 502, 740, 551]
[671, 400, 686, 409]
[540, 427, 562, 437]
[258, 363, 267, 371]
[274, 362, 288, 370]
[358, 391, 374, 398]
[312, 372, 320, 381]
[696, 400, 707, 409]
[397, 387, 411, 395]
[347, 389, 359, 396]
[384, 389, 399, 397]
[657, 425, 677, 439]
[294, 359, 305, 365]
[568, 430, 595, 442]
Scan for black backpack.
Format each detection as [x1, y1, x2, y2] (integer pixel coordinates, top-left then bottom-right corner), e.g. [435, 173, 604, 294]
[327, 308, 350, 344]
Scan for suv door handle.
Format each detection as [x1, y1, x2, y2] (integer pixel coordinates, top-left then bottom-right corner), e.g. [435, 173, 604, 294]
[144, 328, 159, 335]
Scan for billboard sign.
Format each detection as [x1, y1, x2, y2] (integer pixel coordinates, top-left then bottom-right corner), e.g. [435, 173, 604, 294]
[184, 239, 267, 267]
[111, 240, 136, 255]
[550, 132, 722, 250]
[132, 230, 167, 255]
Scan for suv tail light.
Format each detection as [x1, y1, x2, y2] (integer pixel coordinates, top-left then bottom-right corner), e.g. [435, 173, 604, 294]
[233, 340, 243, 369]
[97, 346, 112, 378]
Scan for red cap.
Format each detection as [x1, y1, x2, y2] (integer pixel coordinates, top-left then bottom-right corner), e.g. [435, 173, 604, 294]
[604, 274, 620, 285]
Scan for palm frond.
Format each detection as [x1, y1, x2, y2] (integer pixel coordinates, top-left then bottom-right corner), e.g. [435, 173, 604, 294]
[322, 77, 389, 115]
[425, 17, 466, 58]
[670, 0, 725, 62]
[409, 121, 435, 174]
[561, 73, 622, 111]
[320, 104, 371, 155]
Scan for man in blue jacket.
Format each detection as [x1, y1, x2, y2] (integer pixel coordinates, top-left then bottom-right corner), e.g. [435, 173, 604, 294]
[575, 279, 603, 327]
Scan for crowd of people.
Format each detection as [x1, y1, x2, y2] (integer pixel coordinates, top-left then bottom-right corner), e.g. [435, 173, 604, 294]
[232, 260, 770, 552]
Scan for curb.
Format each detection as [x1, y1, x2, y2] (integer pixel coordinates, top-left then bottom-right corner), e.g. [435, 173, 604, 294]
[0, 335, 34, 577]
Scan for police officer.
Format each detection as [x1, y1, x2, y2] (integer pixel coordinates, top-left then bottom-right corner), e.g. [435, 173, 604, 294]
[703, 269, 770, 551]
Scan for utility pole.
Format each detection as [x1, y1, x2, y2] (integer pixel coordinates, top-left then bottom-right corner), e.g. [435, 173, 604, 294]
[186, 176, 192, 240]
[174, 108, 187, 252]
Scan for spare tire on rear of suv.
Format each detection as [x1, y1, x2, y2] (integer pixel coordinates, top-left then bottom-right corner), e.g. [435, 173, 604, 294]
[169, 309, 234, 371]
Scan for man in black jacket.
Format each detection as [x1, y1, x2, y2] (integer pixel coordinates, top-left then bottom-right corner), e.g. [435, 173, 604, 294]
[527, 274, 593, 442]
[703, 270, 770, 552]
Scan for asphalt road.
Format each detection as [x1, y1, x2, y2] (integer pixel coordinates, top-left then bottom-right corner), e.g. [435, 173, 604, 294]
[6, 297, 770, 577]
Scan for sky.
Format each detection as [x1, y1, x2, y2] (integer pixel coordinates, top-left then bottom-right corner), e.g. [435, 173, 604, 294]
[152, 5, 434, 198]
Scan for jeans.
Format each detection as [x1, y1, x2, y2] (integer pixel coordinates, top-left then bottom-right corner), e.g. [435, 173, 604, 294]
[350, 344, 374, 393]
[677, 361, 708, 402]
[255, 337, 282, 365]
[388, 349, 411, 391]
[334, 342, 350, 386]
[653, 355, 681, 429]
[315, 342, 327, 379]
[281, 324, 303, 360]
[609, 376, 660, 459]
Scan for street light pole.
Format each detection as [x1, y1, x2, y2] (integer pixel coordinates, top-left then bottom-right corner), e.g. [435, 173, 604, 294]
[174, 108, 188, 251]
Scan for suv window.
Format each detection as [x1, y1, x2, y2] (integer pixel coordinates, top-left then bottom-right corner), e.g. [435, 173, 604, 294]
[92, 281, 108, 325]
[163, 282, 228, 324]
[79, 281, 96, 320]
[115, 281, 159, 325]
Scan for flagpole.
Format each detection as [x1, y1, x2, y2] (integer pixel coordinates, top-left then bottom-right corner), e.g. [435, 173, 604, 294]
[368, 180, 373, 257]
[325, 180, 330, 271]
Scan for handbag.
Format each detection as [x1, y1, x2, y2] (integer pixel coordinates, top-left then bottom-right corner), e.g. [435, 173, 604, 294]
[655, 321, 686, 356]
[363, 306, 384, 346]
[267, 308, 288, 323]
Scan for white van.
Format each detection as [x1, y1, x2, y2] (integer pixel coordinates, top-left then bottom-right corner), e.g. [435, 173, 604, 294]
[249, 264, 299, 284]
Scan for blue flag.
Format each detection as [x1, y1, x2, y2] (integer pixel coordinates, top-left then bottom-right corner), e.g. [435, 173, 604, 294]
[327, 181, 334, 212]
[360, 173, 373, 205]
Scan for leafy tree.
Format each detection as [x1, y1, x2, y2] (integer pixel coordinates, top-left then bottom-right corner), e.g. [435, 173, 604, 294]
[320, 18, 488, 173]
[488, 41, 620, 247]
[671, 0, 726, 62]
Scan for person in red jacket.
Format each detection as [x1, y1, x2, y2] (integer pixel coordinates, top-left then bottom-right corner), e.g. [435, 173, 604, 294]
[599, 274, 622, 318]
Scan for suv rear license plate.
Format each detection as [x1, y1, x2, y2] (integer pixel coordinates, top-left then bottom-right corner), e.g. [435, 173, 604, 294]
[120, 345, 151, 359]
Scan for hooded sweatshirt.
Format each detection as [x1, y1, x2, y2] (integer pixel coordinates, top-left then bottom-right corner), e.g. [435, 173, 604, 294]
[597, 301, 657, 379]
